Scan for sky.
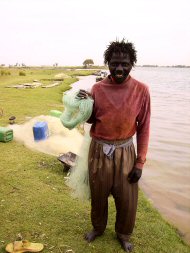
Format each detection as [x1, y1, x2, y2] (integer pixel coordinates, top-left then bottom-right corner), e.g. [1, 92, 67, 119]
[0, 0, 190, 66]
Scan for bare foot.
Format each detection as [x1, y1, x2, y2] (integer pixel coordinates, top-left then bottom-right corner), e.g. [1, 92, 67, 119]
[118, 238, 133, 252]
[84, 230, 101, 242]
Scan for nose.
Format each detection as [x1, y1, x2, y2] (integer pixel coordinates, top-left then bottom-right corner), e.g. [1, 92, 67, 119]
[116, 64, 123, 72]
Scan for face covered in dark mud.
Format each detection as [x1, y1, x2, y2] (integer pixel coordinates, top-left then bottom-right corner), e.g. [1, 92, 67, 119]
[108, 52, 132, 84]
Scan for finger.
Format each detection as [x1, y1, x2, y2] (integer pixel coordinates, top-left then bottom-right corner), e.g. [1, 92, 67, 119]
[131, 176, 140, 184]
[128, 177, 133, 184]
[127, 170, 134, 179]
[128, 177, 136, 184]
[128, 175, 133, 183]
[78, 92, 88, 98]
[76, 94, 88, 99]
[77, 92, 86, 96]
[76, 94, 86, 97]
[76, 90, 87, 96]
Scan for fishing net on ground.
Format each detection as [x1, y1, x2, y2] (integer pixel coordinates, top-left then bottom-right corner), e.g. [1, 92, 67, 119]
[65, 131, 91, 200]
[60, 91, 93, 200]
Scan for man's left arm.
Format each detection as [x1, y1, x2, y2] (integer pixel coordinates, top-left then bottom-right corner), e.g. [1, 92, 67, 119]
[128, 87, 151, 184]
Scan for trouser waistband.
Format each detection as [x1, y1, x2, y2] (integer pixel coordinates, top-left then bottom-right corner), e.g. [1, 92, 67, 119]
[93, 137, 133, 159]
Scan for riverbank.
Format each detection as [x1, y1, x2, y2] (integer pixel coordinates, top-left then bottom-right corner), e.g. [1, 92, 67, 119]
[0, 68, 190, 252]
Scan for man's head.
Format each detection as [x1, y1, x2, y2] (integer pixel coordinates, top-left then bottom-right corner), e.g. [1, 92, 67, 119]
[104, 39, 137, 84]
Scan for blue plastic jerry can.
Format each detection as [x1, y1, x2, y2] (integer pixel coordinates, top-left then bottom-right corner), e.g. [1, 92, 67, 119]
[33, 121, 49, 141]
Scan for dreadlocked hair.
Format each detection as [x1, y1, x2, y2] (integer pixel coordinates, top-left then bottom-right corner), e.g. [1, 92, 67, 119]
[104, 38, 137, 66]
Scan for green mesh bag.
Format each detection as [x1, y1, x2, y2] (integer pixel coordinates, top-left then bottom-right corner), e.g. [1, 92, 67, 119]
[60, 92, 94, 130]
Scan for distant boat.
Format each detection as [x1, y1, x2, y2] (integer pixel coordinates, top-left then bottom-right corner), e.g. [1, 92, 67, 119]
[95, 70, 108, 82]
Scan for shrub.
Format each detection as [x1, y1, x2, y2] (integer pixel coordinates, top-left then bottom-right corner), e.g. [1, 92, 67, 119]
[19, 71, 26, 76]
[1, 70, 5, 76]
[1, 70, 11, 76]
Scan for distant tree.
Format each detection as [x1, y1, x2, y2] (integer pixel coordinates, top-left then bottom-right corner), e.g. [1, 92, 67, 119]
[83, 59, 94, 68]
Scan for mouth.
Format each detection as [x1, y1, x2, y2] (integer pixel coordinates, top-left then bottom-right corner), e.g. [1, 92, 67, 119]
[115, 74, 123, 79]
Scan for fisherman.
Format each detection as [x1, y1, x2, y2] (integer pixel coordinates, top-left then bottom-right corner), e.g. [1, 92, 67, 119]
[77, 39, 151, 252]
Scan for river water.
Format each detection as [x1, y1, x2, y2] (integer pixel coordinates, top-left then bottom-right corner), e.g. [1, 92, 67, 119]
[70, 67, 190, 244]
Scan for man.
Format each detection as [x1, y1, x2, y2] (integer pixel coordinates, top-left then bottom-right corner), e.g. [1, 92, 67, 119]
[78, 39, 151, 252]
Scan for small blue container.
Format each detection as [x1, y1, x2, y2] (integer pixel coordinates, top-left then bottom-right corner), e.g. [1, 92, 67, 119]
[33, 121, 49, 141]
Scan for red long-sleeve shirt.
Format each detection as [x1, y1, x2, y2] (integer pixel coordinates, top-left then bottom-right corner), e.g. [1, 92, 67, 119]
[88, 75, 151, 169]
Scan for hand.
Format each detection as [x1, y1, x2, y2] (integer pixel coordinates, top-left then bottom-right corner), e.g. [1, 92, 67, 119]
[128, 167, 142, 184]
[76, 89, 91, 99]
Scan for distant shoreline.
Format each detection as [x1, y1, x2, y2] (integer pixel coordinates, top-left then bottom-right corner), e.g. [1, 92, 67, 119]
[1, 65, 190, 69]
[137, 65, 190, 68]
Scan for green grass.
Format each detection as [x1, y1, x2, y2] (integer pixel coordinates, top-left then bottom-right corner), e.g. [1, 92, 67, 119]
[0, 68, 190, 253]
[0, 67, 95, 126]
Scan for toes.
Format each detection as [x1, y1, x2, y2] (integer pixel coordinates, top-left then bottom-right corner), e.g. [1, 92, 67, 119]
[123, 242, 133, 252]
[84, 233, 92, 242]
[84, 234, 90, 242]
[118, 239, 133, 252]
[84, 230, 100, 242]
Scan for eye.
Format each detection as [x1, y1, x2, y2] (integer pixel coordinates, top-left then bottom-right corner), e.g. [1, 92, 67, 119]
[110, 62, 117, 67]
[122, 63, 130, 67]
